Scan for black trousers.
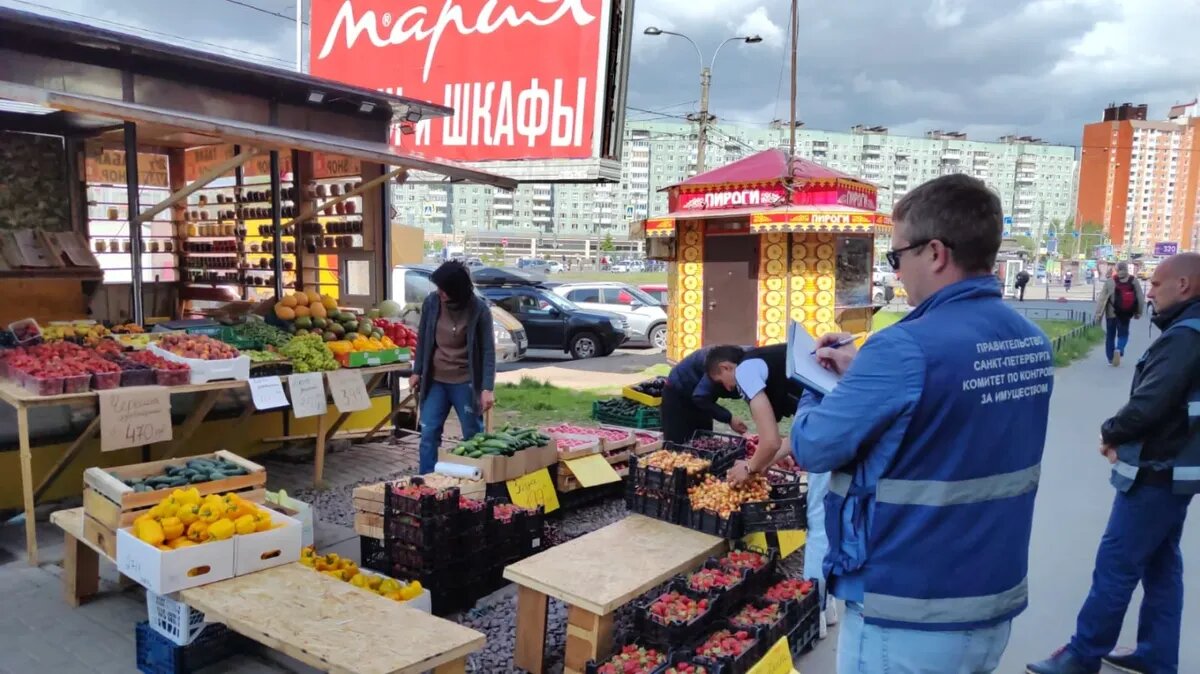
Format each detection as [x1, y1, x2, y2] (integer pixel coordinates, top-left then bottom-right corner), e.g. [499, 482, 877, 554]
[1016, 283, 1027, 301]
[661, 384, 713, 444]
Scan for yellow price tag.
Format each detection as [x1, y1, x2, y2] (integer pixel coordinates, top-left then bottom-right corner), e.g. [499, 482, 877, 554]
[742, 531, 769, 551]
[564, 454, 622, 488]
[506, 468, 560, 514]
[747, 636, 796, 674]
[778, 530, 807, 559]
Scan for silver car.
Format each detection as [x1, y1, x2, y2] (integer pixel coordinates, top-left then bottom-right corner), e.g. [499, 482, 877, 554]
[550, 282, 668, 349]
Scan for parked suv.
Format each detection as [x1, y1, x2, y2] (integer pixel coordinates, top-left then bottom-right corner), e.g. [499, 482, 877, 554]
[474, 269, 626, 359]
[390, 265, 528, 363]
[550, 282, 668, 350]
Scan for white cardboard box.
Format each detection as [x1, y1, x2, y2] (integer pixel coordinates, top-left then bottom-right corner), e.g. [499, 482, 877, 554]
[117, 528, 235, 595]
[233, 509, 302, 575]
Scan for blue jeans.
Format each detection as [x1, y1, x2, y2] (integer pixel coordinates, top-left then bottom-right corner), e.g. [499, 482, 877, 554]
[418, 381, 483, 474]
[1068, 484, 1193, 673]
[1105, 316, 1132, 362]
[805, 471, 831, 606]
[838, 602, 1011, 673]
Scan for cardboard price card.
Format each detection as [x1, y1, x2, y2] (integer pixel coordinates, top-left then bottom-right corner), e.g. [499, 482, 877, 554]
[746, 636, 798, 674]
[506, 468, 560, 514]
[97, 387, 173, 451]
[248, 376, 289, 410]
[288, 372, 327, 418]
[325, 369, 371, 413]
[563, 454, 622, 488]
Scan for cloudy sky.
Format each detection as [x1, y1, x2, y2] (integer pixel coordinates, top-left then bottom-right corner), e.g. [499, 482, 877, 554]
[3, 0, 1198, 146]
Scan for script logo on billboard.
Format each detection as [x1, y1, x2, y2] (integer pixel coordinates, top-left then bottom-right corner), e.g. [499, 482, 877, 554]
[837, 189, 876, 211]
[311, 0, 613, 163]
[679, 186, 787, 210]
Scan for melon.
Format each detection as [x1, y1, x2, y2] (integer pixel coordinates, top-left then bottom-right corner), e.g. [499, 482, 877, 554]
[321, 295, 338, 311]
[377, 300, 403, 318]
[310, 303, 328, 319]
[305, 290, 322, 305]
[280, 295, 298, 308]
[294, 305, 311, 318]
[274, 304, 296, 321]
[292, 291, 310, 306]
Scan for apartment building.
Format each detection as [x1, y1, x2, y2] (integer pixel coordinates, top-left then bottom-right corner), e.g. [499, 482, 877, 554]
[393, 119, 1078, 240]
[1077, 101, 1200, 253]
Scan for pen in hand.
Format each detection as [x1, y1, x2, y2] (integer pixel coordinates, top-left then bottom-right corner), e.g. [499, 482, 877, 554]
[810, 334, 864, 355]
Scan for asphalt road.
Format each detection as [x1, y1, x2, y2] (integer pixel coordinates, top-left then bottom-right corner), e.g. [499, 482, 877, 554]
[798, 314, 1199, 672]
[497, 346, 667, 375]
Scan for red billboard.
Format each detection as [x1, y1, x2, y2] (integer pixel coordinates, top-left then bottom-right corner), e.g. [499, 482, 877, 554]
[310, 0, 625, 169]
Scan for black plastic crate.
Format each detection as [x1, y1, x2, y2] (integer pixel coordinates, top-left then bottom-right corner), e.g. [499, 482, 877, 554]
[728, 598, 799, 652]
[714, 543, 778, 596]
[386, 537, 460, 569]
[135, 621, 244, 674]
[457, 498, 489, 529]
[683, 500, 745, 540]
[787, 599, 821, 656]
[740, 496, 807, 535]
[634, 579, 720, 650]
[687, 430, 749, 459]
[628, 453, 706, 497]
[360, 536, 388, 574]
[385, 479, 461, 518]
[762, 470, 806, 501]
[761, 577, 820, 625]
[691, 623, 767, 674]
[625, 481, 685, 525]
[657, 652, 722, 674]
[518, 506, 546, 557]
[386, 513, 457, 547]
[584, 641, 673, 674]
[682, 559, 751, 615]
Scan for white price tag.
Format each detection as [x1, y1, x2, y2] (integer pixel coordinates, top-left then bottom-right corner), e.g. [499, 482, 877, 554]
[97, 387, 173, 451]
[248, 376, 289, 410]
[288, 372, 327, 418]
[325, 369, 371, 413]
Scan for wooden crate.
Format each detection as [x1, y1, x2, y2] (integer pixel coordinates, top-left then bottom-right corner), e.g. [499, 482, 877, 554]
[83, 450, 265, 530]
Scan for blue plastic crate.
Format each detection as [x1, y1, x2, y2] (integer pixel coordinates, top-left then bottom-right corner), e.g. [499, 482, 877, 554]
[135, 621, 242, 674]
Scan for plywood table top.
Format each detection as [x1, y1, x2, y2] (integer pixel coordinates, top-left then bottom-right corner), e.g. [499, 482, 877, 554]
[503, 514, 726, 615]
[181, 563, 485, 674]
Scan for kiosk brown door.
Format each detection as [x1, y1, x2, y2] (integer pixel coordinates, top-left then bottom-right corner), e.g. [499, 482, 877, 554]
[703, 234, 759, 346]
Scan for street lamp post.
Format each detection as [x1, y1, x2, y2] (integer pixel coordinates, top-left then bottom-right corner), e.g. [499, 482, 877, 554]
[643, 28, 762, 173]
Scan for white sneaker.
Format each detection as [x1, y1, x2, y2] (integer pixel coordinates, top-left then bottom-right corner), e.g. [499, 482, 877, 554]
[826, 600, 840, 627]
[819, 606, 828, 639]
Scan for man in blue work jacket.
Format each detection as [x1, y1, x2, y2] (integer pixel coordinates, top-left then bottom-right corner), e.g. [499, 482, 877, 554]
[661, 346, 749, 444]
[1029, 253, 1200, 674]
[781, 174, 1054, 672]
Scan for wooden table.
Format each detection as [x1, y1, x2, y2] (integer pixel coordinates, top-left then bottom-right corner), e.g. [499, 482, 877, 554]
[5, 363, 409, 565]
[51, 508, 483, 674]
[503, 514, 725, 674]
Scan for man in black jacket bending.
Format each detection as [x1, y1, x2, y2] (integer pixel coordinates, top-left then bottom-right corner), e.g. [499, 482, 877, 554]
[1030, 253, 1200, 674]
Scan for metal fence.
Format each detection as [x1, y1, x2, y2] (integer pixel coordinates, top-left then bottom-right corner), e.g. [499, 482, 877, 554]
[1009, 307, 1100, 352]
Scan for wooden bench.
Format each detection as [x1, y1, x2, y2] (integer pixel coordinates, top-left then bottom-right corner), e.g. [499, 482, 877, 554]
[503, 514, 725, 674]
[50, 507, 485, 673]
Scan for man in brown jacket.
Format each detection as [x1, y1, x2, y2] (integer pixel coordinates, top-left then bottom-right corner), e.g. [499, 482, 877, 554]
[1094, 262, 1145, 366]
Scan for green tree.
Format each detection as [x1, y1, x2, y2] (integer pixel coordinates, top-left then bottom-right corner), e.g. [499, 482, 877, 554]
[600, 233, 615, 252]
[1011, 235, 1037, 256]
[484, 244, 505, 266]
[1058, 219, 1104, 259]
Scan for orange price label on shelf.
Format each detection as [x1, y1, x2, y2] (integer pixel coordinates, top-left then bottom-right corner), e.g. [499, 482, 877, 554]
[746, 636, 798, 674]
[506, 468, 560, 514]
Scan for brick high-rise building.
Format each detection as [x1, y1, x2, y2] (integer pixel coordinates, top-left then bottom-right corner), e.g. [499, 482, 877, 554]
[1077, 101, 1200, 253]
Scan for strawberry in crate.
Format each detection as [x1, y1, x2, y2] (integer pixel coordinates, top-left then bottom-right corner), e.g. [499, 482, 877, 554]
[731, 603, 783, 629]
[686, 567, 742, 593]
[593, 644, 667, 674]
[647, 591, 710, 625]
[664, 664, 710, 674]
[764, 578, 815, 603]
[695, 629, 756, 659]
[720, 549, 769, 572]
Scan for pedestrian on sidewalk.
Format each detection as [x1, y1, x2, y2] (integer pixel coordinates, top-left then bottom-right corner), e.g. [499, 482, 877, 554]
[1065, 270, 1073, 292]
[1027, 253, 1200, 674]
[659, 345, 748, 444]
[788, 175, 1054, 673]
[410, 261, 496, 474]
[1094, 261, 1145, 366]
[1016, 268, 1031, 301]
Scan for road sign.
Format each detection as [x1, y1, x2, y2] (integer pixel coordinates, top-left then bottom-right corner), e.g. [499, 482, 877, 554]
[422, 204, 434, 217]
[1003, 216, 1013, 226]
[1154, 241, 1179, 256]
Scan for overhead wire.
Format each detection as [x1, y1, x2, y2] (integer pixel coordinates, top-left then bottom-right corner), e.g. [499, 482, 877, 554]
[219, 0, 310, 26]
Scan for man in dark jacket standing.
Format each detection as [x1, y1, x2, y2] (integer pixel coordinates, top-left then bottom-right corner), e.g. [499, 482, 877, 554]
[660, 346, 748, 444]
[1029, 253, 1200, 674]
[1015, 268, 1031, 301]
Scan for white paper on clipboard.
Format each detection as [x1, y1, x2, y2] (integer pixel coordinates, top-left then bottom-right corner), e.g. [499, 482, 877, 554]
[786, 321, 843, 396]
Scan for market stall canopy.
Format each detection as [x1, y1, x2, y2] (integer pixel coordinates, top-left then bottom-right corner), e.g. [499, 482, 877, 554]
[0, 6, 450, 125]
[0, 85, 517, 190]
[635, 149, 888, 238]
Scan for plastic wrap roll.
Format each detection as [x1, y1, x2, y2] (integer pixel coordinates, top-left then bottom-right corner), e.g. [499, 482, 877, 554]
[434, 461, 482, 480]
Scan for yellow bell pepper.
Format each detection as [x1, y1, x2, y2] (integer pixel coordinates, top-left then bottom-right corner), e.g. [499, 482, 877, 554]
[160, 516, 184, 541]
[135, 519, 165, 546]
[196, 502, 222, 524]
[177, 505, 198, 526]
[234, 514, 256, 536]
[323, 569, 344, 580]
[380, 336, 395, 348]
[159, 501, 179, 519]
[147, 504, 166, 520]
[252, 510, 273, 532]
[349, 573, 369, 588]
[186, 520, 209, 543]
[180, 487, 201, 506]
[169, 538, 197, 549]
[207, 518, 235, 541]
